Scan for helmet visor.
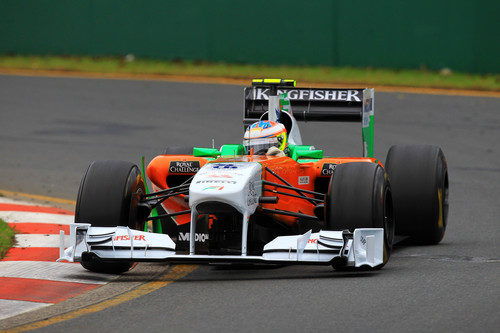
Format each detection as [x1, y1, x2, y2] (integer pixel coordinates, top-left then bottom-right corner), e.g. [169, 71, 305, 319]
[243, 137, 280, 155]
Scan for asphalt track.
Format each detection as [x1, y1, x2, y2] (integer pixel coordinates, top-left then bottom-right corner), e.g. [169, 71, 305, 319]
[0, 75, 499, 332]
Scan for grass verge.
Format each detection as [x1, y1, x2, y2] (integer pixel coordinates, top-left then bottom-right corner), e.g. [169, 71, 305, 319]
[0, 218, 15, 259]
[0, 55, 499, 91]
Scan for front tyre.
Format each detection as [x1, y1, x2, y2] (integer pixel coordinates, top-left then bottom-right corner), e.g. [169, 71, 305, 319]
[325, 162, 394, 268]
[76, 160, 145, 274]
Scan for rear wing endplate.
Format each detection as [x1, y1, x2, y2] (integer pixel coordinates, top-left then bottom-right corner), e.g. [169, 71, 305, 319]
[243, 82, 375, 157]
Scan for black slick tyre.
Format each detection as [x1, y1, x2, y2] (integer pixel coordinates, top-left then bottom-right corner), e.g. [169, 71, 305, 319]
[76, 160, 145, 274]
[385, 145, 448, 244]
[325, 162, 394, 269]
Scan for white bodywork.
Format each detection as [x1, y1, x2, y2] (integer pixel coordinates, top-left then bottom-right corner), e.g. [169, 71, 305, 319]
[189, 162, 262, 215]
[262, 229, 384, 267]
[188, 162, 262, 256]
[59, 222, 384, 268]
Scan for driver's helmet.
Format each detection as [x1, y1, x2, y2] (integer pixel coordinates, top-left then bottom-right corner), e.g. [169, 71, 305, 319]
[243, 120, 287, 155]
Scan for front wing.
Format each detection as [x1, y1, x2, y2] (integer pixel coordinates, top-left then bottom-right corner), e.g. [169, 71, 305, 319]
[58, 224, 384, 268]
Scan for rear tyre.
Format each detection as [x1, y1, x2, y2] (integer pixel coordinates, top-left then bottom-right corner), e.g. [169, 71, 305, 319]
[385, 145, 448, 244]
[76, 160, 145, 274]
[325, 162, 394, 269]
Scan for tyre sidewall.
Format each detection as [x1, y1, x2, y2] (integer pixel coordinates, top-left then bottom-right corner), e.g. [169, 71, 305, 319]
[75, 160, 145, 274]
[325, 162, 394, 266]
[385, 145, 448, 244]
[76, 161, 145, 228]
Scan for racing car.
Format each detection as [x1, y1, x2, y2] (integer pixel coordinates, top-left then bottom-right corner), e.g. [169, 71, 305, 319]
[59, 79, 449, 273]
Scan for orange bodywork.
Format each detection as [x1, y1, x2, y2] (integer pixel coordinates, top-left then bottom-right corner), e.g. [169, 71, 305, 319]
[147, 154, 382, 226]
[147, 155, 208, 225]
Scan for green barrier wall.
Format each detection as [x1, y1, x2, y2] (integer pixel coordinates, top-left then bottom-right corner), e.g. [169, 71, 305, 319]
[0, 0, 498, 74]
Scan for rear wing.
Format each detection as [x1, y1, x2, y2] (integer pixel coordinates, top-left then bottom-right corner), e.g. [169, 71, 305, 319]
[243, 80, 375, 157]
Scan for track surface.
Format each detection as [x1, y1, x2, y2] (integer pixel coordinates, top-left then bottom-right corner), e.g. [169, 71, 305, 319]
[1, 75, 499, 332]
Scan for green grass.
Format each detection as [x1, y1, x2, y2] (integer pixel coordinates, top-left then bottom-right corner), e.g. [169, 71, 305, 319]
[0, 55, 499, 91]
[0, 218, 15, 260]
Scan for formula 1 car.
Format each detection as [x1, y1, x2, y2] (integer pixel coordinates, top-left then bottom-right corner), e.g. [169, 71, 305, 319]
[59, 79, 449, 273]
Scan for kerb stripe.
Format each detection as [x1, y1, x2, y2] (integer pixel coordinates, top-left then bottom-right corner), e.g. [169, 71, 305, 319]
[0, 277, 100, 303]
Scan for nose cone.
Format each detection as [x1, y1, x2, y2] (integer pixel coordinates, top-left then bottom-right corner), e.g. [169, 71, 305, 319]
[189, 162, 262, 214]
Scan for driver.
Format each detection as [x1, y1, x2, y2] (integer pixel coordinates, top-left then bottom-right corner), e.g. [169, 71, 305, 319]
[243, 120, 288, 156]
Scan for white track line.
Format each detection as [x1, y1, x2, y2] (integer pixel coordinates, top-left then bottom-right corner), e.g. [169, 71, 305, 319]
[14, 234, 69, 248]
[0, 211, 74, 224]
[0, 261, 116, 284]
[0, 299, 51, 321]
